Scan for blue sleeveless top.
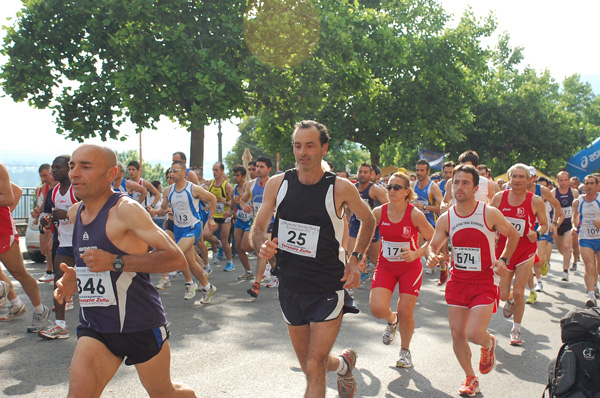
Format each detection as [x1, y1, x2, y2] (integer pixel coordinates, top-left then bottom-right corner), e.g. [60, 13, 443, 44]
[73, 192, 167, 333]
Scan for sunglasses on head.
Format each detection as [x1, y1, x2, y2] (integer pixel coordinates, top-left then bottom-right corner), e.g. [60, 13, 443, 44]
[387, 184, 407, 191]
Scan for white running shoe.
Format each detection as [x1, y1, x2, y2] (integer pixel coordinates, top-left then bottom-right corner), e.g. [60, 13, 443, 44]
[38, 272, 54, 283]
[0, 280, 10, 309]
[156, 277, 171, 290]
[200, 285, 217, 304]
[39, 324, 70, 340]
[266, 276, 279, 288]
[534, 281, 543, 292]
[184, 283, 198, 300]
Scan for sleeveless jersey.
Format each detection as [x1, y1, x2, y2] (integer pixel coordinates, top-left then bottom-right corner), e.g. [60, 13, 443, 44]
[0, 206, 17, 237]
[350, 182, 375, 225]
[131, 178, 145, 205]
[36, 183, 51, 208]
[249, 178, 267, 218]
[440, 180, 448, 197]
[576, 193, 600, 240]
[111, 178, 127, 193]
[52, 185, 77, 248]
[555, 188, 575, 223]
[414, 179, 437, 225]
[208, 179, 230, 218]
[168, 182, 201, 228]
[448, 201, 497, 283]
[474, 178, 489, 202]
[234, 184, 251, 223]
[73, 192, 167, 333]
[496, 190, 537, 253]
[377, 203, 420, 268]
[272, 170, 345, 293]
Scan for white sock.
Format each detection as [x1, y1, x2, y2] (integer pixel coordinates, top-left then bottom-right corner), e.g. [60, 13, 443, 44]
[11, 297, 23, 308]
[185, 281, 193, 286]
[588, 291, 596, 300]
[203, 283, 211, 291]
[389, 313, 398, 325]
[56, 320, 67, 328]
[33, 304, 44, 314]
[512, 322, 521, 331]
[335, 357, 348, 376]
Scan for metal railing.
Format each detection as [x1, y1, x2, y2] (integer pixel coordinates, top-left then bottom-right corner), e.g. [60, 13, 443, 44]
[13, 187, 37, 224]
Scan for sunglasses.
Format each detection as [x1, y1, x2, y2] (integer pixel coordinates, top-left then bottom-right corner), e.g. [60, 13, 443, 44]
[387, 184, 407, 191]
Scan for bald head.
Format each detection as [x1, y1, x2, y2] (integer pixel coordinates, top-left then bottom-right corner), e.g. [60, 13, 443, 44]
[73, 144, 117, 171]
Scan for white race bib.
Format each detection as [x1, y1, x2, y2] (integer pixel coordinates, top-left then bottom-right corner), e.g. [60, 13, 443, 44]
[382, 240, 410, 262]
[278, 219, 320, 258]
[253, 202, 262, 216]
[216, 202, 225, 213]
[76, 267, 116, 307]
[236, 208, 251, 222]
[453, 247, 482, 271]
[579, 221, 600, 240]
[563, 206, 573, 218]
[505, 217, 526, 237]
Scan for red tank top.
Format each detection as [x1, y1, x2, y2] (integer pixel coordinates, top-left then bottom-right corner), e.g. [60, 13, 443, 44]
[496, 190, 537, 256]
[448, 201, 497, 283]
[377, 203, 420, 267]
[0, 206, 17, 236]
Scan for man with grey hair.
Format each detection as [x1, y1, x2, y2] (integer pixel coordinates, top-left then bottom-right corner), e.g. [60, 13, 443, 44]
[111, 162, 147, 203]
[491, 163, 547, 346]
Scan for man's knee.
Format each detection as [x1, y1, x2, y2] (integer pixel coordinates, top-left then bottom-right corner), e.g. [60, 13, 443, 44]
[305, 356, 327, 378]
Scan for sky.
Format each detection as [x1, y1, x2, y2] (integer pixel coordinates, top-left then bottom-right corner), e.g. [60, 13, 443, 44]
[1, 0, 599, 179]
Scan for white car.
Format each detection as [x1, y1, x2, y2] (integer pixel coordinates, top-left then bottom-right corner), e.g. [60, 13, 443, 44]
[25, 216, 46, 263]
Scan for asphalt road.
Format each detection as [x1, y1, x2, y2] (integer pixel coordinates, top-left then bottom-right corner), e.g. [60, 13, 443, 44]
[0, 244, 590, 397]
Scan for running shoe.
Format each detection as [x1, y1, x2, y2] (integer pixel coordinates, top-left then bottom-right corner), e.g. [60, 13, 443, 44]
[168, 271, 182, 278]
[39, 324, 70, 340]
[458, 375, 480, 397]
[266, 276, 279, 288]
[510, 328, 523, 346]
[570, 262, 577, 271]
[535, 281, 543, 292]
[540, 261, 549, 276]
[184, 283, 197, 300]
[396, 348, 412, 368]
[26, 305, 49, 333]
[561, 271, 569, 282]
[585, 297, 597, 308]
[0, 303, 27, 322]
[204, 264, 213, 275]
[0, 280, 9, 308]
[156, 277, 171, 290]
[366, 259, 376, 272]
[525, 291, 537, 304]
[438, 269, 448, 286]
[66, 302, 74, 311]
[263, 264, 272, 279]
[337, 348, 357, 398]
[503, 299, 514, 318]
[247, 282, 260, 298]
[200, 285, 217, 304]
[382, 316, 398, 345]
[479, 334, 496, 374]
[38, 272, 54, 283]
[237, 271, 254, 280]
[224, 262, 235, 272]
[360, 272, 370, 284]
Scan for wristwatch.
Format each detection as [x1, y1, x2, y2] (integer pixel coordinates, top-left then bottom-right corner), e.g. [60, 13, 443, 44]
[535, 229, 541, 239]
[499, 257, 510, 266]
[350, 252, 363, 261]
[113, 255, 125, 272]
[422, 204, 427, 211]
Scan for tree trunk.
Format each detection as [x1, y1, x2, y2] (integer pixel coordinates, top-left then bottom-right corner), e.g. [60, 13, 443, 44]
[370, 146, 380, 166]
[190, 125, 205, 171]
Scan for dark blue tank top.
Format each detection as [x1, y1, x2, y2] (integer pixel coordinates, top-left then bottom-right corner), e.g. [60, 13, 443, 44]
[350, 182, 375, 226]
[73, 192, 167, 333]
[555, 187, 575, 223]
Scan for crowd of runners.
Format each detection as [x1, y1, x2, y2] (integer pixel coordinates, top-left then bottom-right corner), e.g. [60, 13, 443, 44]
[0, 119, 598, 398]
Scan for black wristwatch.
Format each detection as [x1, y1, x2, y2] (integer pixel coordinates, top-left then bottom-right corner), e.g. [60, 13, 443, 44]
[499, 257, 510, 266]
[113, 255, 125, 272]
[351, 252, 363, 261]
[535, 229, 541, 239]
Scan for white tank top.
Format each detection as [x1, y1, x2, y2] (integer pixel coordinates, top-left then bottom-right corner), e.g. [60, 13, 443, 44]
[52, 185, 77, 248]
[168, 182, 201, 228]
[577, 194, 600, 240]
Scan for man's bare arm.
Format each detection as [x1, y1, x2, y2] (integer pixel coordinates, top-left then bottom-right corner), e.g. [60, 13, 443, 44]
[142, 179, 161, 207]
[0, 164, 15, 208]
[82, 199, 186, 274]
[10, 183, 22, 212]
[251, 175, 284, 253]
[126, 180, 147, 204]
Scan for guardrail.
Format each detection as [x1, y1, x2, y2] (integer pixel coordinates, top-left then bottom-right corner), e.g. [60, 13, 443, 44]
[13, 187, 36, 224]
